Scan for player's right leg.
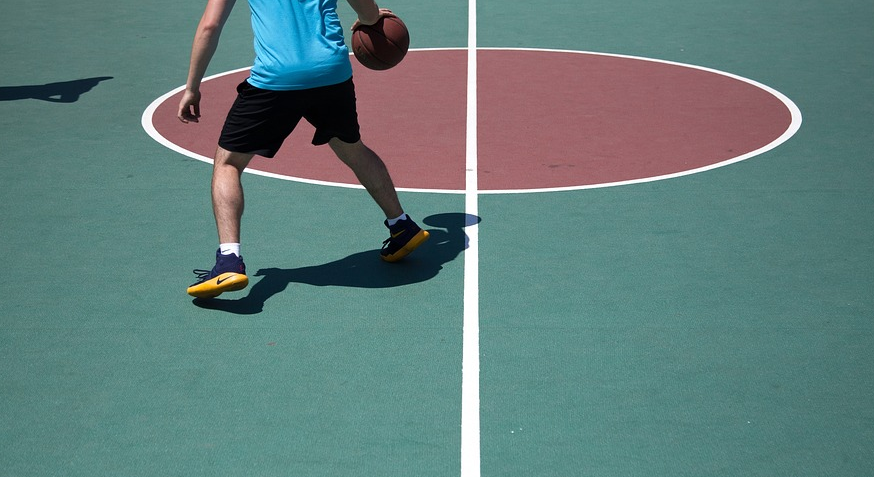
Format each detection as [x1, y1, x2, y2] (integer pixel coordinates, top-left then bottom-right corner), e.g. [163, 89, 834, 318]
[211, 147, 252, 246]
[187, 147, 253, 299]
[187, 79, 300, 299]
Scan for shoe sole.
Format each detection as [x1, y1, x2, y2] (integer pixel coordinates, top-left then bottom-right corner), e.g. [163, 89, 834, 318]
[381, 230, 430, 263]
[187, 272, 249, 299]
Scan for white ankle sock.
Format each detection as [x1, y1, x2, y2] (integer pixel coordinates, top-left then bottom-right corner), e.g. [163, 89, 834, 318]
[386, 213, 407, 226]
[219, 243, 241, 257]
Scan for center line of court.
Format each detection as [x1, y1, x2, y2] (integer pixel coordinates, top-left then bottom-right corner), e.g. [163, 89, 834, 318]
[460, 0, 480, 476]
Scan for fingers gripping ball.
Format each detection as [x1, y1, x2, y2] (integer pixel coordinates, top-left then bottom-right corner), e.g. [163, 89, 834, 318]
[351, 15, 410, 70]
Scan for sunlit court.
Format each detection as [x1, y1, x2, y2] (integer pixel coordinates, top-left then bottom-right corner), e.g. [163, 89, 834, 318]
[1, 1, 872, 475]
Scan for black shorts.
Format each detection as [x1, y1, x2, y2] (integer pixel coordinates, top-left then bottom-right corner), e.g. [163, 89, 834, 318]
[218, 77, 361, 158]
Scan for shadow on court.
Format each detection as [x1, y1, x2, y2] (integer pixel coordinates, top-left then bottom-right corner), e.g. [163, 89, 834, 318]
[193, 212, 481, 314]
[0, 76, 113, 102]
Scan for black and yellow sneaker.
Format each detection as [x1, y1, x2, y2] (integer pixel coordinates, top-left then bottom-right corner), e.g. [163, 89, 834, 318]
[381, 216, 430, 262]
[187, 249, 249, 299]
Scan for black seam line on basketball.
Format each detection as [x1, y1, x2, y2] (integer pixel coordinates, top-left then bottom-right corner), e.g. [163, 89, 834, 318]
[358, 46, 391, 65]
[356, 47, 393, 68]
[382, 37, 405, 50]
[363, 19, 408, 49]
[356, 26, 408, 63]
[359, 37, 404, 63]
[353, 39, 395, 68]
[356, 53, 391, 69]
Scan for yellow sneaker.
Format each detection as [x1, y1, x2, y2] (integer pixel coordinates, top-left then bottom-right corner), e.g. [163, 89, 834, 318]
[380, 216, 430, 262]
[187, 249, 249, 298]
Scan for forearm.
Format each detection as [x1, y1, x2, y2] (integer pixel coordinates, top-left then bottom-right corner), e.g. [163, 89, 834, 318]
[185, 0, 236, 92]
[185, 25, 222, 92]
[346, 0, 380, 25]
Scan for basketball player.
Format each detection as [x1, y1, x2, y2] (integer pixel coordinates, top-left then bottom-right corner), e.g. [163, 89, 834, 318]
[177, 0, 428, 299]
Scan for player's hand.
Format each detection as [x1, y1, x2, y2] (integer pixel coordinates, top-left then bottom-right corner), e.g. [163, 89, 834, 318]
[177, 89, 201, 123]
[352, 8, 395, 30]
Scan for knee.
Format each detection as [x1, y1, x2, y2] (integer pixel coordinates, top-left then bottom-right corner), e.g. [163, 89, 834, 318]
[329, 137, 367, 156]
[330, 138, 380, 165]
[214, 147, 253, 172]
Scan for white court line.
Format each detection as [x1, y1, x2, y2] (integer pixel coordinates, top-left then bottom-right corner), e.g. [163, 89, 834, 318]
[143, 50, 801, 196]
[460, 0, 480, 475]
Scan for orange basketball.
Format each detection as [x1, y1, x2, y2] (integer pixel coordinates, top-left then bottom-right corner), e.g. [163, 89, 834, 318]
[351, 15, 410, 71]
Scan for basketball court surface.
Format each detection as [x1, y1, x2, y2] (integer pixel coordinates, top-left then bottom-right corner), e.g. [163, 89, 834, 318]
[1, 1, 872, 475]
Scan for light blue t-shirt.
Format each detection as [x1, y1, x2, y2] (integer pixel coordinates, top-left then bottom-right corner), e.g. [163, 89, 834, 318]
[246, 0, 353, 90]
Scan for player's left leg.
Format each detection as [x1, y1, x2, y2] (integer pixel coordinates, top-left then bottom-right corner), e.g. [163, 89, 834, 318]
[328, 138, 429, 261]
[328, 138, 403, 219]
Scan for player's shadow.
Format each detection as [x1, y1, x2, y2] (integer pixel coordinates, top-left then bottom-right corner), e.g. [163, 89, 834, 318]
[0, 76, 113, 102]
[193, 212, 481, 314]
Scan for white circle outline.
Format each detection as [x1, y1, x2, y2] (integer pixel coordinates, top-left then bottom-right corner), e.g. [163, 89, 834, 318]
[142, 47, 802, 195]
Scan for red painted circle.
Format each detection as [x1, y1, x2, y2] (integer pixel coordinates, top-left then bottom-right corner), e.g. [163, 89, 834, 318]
[147, 49, 797, 192]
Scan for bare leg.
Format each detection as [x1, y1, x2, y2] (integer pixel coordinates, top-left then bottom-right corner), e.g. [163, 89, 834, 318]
[212, 146, 254, 244]
[329, 138, 404, 219]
